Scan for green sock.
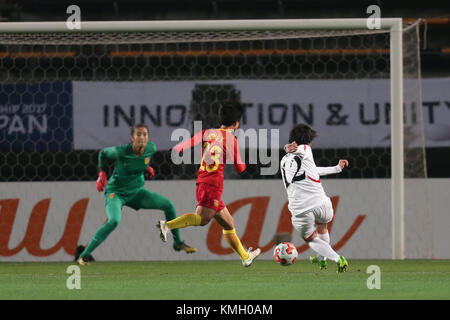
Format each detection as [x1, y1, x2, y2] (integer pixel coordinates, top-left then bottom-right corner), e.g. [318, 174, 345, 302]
[80, 238, 101, 259]
[171, 229, 183, 246]
[80, 220, 118, 258]
[164, 203, 183, 245]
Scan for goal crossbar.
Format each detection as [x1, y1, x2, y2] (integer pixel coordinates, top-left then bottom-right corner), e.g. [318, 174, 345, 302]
[0, 18, 401, 33]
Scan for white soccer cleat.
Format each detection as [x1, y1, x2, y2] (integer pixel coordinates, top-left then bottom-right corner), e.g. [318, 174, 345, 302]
[242, 247, 261, 267]
[156, 220, 169, 242]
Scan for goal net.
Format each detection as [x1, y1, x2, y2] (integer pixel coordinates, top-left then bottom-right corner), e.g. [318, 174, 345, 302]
[0, 19, 432, 260]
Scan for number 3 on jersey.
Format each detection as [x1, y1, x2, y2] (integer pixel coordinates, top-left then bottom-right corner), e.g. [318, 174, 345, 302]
[200, 142, 222, 172]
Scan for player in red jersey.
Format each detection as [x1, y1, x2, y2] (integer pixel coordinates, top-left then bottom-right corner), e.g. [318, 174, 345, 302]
[157, 102, 261, 267]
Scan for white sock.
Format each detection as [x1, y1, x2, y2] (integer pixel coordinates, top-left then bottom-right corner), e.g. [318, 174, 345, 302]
[318, 232, 330, 243]
[308, 237, 340, 263]
[317, 232, 330, 261]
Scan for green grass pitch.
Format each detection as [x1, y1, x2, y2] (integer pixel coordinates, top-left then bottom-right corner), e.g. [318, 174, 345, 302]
[0, 260, 449, 300]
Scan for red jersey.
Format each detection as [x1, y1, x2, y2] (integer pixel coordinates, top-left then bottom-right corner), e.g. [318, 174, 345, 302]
[173, 128, 246, 189]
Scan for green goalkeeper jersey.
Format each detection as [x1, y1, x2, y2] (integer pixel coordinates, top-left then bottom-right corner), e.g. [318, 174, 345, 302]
[99, 141, 157, 197]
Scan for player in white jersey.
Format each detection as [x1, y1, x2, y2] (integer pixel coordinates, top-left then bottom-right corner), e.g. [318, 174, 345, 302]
[281, 124, 349, 273]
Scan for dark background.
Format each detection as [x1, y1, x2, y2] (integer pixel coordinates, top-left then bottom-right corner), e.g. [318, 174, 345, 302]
[0, 0, 449, 180]
[1, 0, 448, 79]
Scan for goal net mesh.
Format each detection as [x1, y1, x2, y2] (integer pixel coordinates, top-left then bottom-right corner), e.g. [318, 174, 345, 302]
[0, 20, 431, 259]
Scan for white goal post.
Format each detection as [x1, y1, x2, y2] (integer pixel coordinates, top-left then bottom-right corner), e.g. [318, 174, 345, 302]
[0, 18, 405, 259]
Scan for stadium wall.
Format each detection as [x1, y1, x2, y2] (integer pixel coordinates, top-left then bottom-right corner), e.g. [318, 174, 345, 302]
[1, 179, 448, 262]
[71, 78, 450, 150]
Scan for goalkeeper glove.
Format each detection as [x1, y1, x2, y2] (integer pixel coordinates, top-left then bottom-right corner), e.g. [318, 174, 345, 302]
[145, 165, 155, 179]
[96, 171, 108, 192]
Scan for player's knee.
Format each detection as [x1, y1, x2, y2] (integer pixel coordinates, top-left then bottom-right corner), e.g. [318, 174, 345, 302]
[200, 215, 212, 226]
[225, 220, 235, 230]
[316, 223, 328, 233]
[107, 218, 120, 229]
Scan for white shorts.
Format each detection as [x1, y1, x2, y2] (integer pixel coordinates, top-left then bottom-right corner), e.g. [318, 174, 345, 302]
[290, 197, 334, 241]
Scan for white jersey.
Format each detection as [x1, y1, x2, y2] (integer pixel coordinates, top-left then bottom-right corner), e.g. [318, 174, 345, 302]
[280, 144, 341, 214]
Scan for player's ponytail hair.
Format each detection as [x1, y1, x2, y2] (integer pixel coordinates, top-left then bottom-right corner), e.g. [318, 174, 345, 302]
[289, 124, 317, 145]
[219, 101, 244, 126]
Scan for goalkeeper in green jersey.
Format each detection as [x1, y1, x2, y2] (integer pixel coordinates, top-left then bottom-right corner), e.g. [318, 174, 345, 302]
[76, 124, 196, 265]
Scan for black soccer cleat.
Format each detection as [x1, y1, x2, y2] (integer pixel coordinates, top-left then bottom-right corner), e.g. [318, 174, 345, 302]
[77, 256, 90, 266]
[74, 245, 95, 263]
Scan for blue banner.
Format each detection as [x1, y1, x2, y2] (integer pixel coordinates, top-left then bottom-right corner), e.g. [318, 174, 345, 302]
[0, 82, 73, 151]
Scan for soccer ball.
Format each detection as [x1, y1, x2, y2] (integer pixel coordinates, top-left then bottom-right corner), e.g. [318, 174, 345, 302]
[274, 242, 298, 266]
